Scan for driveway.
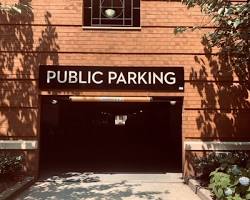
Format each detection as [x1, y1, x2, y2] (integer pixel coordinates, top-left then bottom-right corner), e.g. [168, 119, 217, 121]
[17, 173, 200, 200]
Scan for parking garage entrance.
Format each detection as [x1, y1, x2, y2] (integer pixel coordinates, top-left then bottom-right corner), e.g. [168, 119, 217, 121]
[40, 96, 183, 173]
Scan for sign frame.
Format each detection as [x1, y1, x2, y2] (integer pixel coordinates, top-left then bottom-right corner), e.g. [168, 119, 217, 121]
[39, 65, 184, 92]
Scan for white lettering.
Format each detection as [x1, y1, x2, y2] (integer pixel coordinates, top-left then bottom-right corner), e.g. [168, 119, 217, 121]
[79, 71, 87, 84]
[164, 72, 176, 85]
[57, 71, 67, 83]
[108, 72, 117, 84]
[148, 72, 152, 84]
[116, 72, 127, 84]
[45, 69, 178, 86]
[92, 71, 103, 84]
[127, 72, 137, 84]
[46, 71, 56, 83]
[88, 71, 91, 83]
[152, 72, 163, 84]
[68, 71, 78, 83]
[138, 72, 147, 84]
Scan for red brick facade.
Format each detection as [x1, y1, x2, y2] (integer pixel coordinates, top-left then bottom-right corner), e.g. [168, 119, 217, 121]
[0, 0, 249, 176]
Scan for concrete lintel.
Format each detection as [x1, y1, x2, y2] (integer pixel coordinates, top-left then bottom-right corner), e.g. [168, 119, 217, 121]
[0, 140, 38, 150]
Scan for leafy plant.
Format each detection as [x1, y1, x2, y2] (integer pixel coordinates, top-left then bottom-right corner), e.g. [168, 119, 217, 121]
[192, 151, 249, 184]
[0, 152, 24, 177]
[175, 0, 250, 89]
[209, 162, 250, 199]
[209, 170, 232, 199]
[0, 1, 32, 14]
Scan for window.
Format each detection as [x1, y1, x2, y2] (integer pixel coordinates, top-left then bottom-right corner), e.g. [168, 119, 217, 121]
[83, 0, 140, 28]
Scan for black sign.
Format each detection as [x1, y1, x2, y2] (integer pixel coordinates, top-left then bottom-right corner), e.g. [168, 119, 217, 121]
[39, 66, 184, 92]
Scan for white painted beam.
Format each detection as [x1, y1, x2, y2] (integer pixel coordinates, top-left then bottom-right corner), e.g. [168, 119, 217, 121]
[0, 140, 38, 150]
[69, 96, 152, 102]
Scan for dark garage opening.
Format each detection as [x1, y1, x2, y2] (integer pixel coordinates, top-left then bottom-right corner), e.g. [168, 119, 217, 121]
[40, 96, 183, 173]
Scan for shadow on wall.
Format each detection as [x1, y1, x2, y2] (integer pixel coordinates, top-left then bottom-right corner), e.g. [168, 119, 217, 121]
[0, 0, 59, 173]
[186, 32, 250, 175]
[190, 37, 250, 139]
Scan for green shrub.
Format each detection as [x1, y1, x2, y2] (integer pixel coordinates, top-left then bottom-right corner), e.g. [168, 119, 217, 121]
[192, 151, 249, 184]
[191, 151, 250, 199]
[209, 164, 250, 200]
[0, 152, 24, 177]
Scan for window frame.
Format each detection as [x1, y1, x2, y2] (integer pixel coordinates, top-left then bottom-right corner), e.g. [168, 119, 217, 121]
[82, 0, 141, 30]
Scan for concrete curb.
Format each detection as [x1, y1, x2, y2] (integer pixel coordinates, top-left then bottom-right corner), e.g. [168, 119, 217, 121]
[186, 178, 214, 200]
[0, 176, 35, 200]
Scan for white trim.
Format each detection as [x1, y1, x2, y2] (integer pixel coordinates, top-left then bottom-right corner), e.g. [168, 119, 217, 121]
[185, 141, 250, 151]
[69, 96, 152, 102]
[0, 140, 38, 150]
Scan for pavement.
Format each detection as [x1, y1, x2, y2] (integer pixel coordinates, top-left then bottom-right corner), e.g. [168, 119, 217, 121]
[16, 173, 200, 200]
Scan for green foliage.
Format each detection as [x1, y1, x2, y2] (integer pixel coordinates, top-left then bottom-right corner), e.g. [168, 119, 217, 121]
[175, 0, 250, 88]
[209, 159, 250, 200]
[0, 1, 32, 14]
[209, 171, 232, 199]
[174, 27, 188, 34]
[192, 152, 250, 199]
[209, 167, 250, 200]
[193, 151, 249, 184]
[0, 152, 24, 176]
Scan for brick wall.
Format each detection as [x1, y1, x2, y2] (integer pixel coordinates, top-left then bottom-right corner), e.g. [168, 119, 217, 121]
[0, 0, 249, 175]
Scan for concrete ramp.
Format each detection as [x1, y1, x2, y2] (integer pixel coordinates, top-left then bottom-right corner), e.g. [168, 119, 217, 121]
[17, 173, 200, 200]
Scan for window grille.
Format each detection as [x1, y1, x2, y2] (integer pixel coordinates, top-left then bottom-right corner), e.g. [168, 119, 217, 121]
[84, 0, 140, 27]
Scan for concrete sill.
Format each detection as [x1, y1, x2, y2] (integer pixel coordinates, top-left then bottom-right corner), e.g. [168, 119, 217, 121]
[185, 178, 214, 200]
[82, 26, 142, 31]
[0, 177, 35, 200]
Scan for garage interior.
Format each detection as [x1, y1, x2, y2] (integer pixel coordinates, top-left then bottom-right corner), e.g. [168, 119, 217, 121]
[39, 96, 183, 173]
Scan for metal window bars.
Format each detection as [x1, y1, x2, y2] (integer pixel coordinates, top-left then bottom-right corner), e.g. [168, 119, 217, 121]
[89, 0, 136, 27]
